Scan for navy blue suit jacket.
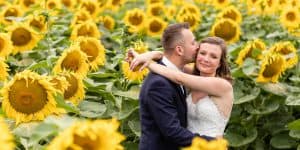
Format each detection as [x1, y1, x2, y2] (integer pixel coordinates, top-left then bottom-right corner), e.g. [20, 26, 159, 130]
[139, 62, 214, 150]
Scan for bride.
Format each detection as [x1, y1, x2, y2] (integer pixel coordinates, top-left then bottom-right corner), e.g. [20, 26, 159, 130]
[128, 37, 233, 137]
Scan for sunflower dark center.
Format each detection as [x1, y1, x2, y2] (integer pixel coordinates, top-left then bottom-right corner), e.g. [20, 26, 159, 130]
[11, 27, 32, 46]
[150, 20, 162, 32]
[80, 41, 98, 61]
[64, 74, 78, 99]
[129, 13, 143, 26]
[9, 79, 48, 114]
[61, 51, 81, 72]
[286, 12, 296, 21]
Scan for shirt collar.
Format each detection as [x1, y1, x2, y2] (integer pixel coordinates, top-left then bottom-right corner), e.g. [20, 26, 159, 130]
[162, 56, 182, 71]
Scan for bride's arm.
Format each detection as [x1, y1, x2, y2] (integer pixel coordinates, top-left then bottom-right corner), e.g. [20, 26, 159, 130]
[148, 62, 232, 97]
[127, 48, 163, 71]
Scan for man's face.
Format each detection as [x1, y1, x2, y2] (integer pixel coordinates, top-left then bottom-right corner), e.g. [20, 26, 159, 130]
[180, 29, 198, 64]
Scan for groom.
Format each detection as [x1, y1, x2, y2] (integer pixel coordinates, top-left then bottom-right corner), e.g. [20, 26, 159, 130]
[138, 23, 214, 150]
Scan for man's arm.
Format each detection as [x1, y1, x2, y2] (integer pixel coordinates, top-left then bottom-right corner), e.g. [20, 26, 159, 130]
[146, 78, 214, 146]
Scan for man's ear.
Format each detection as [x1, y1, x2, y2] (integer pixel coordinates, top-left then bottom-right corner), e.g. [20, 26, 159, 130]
[175, 46, 184, 56]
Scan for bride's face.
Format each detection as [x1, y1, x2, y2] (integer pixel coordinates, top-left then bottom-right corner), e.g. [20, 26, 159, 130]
[196, 43, 222, 76]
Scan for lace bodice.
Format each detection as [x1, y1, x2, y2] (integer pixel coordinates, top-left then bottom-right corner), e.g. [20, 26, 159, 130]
[186, 94, 229, 137]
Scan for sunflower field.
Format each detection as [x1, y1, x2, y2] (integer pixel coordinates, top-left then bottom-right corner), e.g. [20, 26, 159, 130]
[0, 0, 299, 149]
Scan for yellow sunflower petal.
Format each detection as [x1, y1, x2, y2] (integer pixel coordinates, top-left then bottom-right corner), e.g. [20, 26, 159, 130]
[211, 18, 241, 44]
[123, 8, 146, 33]
[98, 15, 115, 31]
[53, 45, 90, 77]
[106, 0, 126, 12]
[70, 10, 93, 28]
[213, 0, 231, 9]
[0, 33, 13, 58]
[147, 2, 165, 17]
[1, 70, 60, 124]
[70, 20, 101, 40]
[47, 118, 125, 150]
[133, 40, 148, 54]
[0, 57, 9, 81]
[256, 53, 287, 83]
[0, 4, 23, 25]
[48, 75, 70, 94]
[8, 22, 40, 54]
[0, 117, 15, 150]
[280, 6, 300, 30]
[78, 0, 100, 19]
[183, 137, 228, 150]
[269, 41, 298, 68]
[74, 37, 106, 71]
[122, 61, 148, 82]
[235, 39, 266, 66]
[176, 12, 200, 31]
[217, 5, 242, 24]
[58, 71, 85, 105]
[146, 17, 167, 37]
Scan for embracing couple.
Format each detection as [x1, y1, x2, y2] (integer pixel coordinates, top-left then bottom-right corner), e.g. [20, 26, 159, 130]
[128, 23, 234, 150]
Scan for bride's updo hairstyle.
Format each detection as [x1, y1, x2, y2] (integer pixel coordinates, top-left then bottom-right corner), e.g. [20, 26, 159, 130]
[193, 36, 233, 84]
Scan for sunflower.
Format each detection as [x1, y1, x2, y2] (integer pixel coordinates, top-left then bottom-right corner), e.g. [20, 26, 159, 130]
[164, 5, 178, 20]
[213, 0, 231, 9]
[106, 0, 126, 12]
[46, 0, 62, 12]
[70, 20, 101, 40]
[288, 0, 300, 9]
[58, 71, 85, 105]
[177, 3, 201, 17]
[280, 7, 300, 30]
[53, 45, 90, 77]
[217, 5, 242, 24]
[75, 37, 106, 71]
[262, 0, 279, 15]
[122, 61, 148, 82]
[26, 13, 48, 34]
[171, 0, 185, 6]
[269, 41, 298, 69]
[0, 4, 23, 25]
[247, 0, 263, 15]
[61, 0, 77, 11]
[211, 18, 241, 44]
[146, 17, 167, 37]
[0, 33, 13, 58]
[123, 8, 146, 33]
[235, 39, 266, 66]
[1, 70, 61, 124]
[147, 2, 165, 17]
[146, 0, 163, 5]
[17, 0, 39, 11]
[256, 53, 286, 83]
[78, 0, 99, 18]
[48, 75, 70, 94]
[176, 13, 200, 31]
[0, 117, 15, 150]
[70, 10, 93, 28]
[8, 22, 39, 54]
[0, 58, 9, 81]
[98, 15, 115, 31]
[47, 118, 125, 150]
[133, 40, 148, 54]
[183, 137, 228, 150]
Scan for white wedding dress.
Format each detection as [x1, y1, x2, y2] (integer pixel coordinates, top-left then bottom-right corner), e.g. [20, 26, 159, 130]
[186, 94, 229, 137]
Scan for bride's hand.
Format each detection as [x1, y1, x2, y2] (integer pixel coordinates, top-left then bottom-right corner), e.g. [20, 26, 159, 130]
[127, 48, 154, 71]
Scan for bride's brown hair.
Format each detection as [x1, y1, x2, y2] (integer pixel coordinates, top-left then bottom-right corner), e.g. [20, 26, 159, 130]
[193, 37, 233, 84]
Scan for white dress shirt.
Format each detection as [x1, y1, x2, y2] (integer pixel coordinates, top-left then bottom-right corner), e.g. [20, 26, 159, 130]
[161, 56, 185, 94]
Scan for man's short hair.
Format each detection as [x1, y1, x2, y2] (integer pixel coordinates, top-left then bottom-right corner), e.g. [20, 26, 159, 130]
[161, 23, 190, 53]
